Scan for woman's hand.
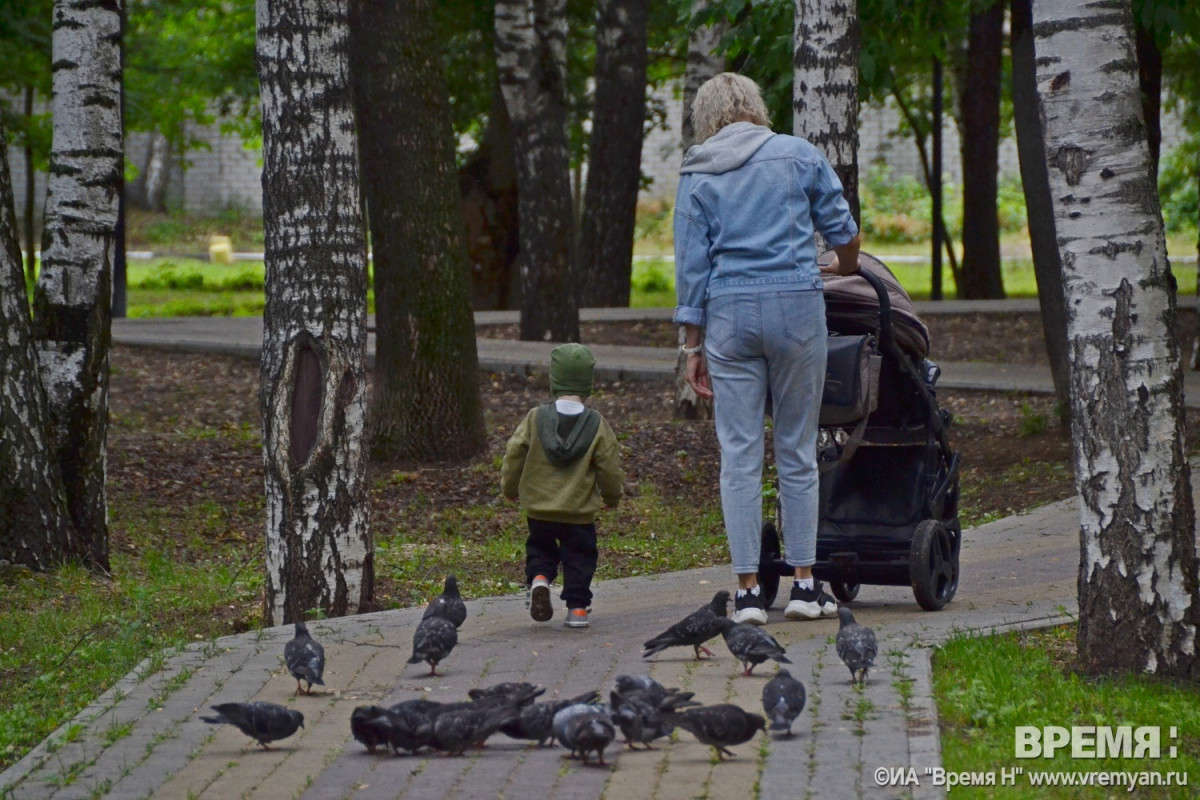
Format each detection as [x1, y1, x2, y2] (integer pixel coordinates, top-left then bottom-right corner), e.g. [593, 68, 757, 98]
[685, 352, 713, 399]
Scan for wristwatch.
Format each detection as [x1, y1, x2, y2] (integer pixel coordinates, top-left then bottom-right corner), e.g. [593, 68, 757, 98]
[681, 343, 704, 356]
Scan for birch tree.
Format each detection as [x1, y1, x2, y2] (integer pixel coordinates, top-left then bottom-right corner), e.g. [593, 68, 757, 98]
[793, 0, 860, 223]
[577, 0, 649, 309]
[29, 0, 123, 572]
[495, 0, 578, 342]
[1034, 0, 1200, 677]
[0, 116, 79, 569]
[257, 0, 372, 625]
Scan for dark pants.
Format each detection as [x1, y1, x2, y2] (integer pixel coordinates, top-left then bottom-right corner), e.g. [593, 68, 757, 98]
[524, 518, 598, 610]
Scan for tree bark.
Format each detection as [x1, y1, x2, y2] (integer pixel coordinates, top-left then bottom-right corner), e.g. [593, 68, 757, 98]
[576, 0, 649, 309]
[30, 0, 124, 572]
[495, 0, 578, 342]
[258, 0, 373, 625]
[1010, 0, 1069, 409]
[349, 0, 487, 463]
[1134, 19, 1161, 175]
[0, 116, 80, 570]
[22, 84, 37, 286]
[793, 0, 860, 226]
[956, 0, 1005, 299]
[1033, 0, 1200, 678]
[681, 0, 725, 153]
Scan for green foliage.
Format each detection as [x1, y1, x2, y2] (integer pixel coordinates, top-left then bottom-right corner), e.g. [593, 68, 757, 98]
[935, 625, 1200, 798]
[1159, 144, 1199, 235]
[1017, 403, 1049, 437]
[0, 0, 52, 166]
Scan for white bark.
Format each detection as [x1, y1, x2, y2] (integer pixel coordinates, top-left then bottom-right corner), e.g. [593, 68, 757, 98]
[31, 0, 124, 569]
[1034, 0, 1200, 676]
[793, 0, 859, 174]
[258, 0, 371, 625]
[681, 0, 725, 153]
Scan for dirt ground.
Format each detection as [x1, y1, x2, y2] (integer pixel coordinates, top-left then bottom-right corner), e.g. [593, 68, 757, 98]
[106, 311, 1200, 613]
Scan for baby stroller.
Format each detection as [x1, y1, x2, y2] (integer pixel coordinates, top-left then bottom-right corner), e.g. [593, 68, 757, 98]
[757, 252, 962, 611]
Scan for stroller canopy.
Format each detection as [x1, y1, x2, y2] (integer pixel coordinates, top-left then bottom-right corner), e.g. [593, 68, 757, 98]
[818, 251, 930, 358]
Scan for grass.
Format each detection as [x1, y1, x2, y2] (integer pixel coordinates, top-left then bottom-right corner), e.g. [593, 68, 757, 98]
[934, 625, 1200, 798]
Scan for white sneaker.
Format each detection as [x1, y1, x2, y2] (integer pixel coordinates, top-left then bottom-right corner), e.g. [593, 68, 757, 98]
[528, 575, 553, 622]
[731, 589, 768, 625]
[784, 582, 838, 620]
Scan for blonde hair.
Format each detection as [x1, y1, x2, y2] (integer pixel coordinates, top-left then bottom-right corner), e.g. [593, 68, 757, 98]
[690, 73, 771, 145]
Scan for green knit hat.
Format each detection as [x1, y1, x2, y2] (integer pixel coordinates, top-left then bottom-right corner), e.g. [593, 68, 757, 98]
[549, 343, 596, 398]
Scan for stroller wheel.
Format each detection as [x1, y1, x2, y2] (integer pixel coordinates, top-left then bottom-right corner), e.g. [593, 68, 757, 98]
[910, 519, 960, 611]
[829, 581, 860, 603]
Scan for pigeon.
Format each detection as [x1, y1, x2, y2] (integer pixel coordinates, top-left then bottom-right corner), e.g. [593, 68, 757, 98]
[467, 682, 544, 704]
[552, 701, 604, 750]
[201, 701, 304, 749]
[423, 574, 468, 628]
[610, 688, 697, 749]
[430, 703, 521, 756]
[500, 690, 600, 747]
[761, 668, 806, 735]
[664, 704, 766, 761]
[283, 622, 325, 695]
[835, 606, 877, 684]
[407, 614, 458, 675]
[350, 705, 434, 755]
[713, 617, 792, 676]
[641, 590, 730, 660]
[349, 705, 393, 754]
[562, 707, 616, 765]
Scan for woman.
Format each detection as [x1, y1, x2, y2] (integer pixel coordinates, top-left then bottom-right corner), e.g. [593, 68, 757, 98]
[674, 73, 861, 625]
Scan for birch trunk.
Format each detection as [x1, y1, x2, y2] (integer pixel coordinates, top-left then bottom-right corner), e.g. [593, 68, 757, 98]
[495, 0, 578, 342]
[30, 0, 123, 572]
[257, 0, 372, 625]
[1033, 0, 1200, 677]
[349, 0, 487, 463]
[793, 0, 860, 224]
[577, 0, 649, 309]
[0, 117, 80, 569]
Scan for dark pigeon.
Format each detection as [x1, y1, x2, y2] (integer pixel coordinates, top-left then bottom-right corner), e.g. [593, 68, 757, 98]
[665, 704, 766, 761]
[761, 668, 806, 735]
[349, 705, 393, 754]
[562, 707, 616, 765]
[610, 688, 697, 749]
[407, 614, 458, 676]
[836, 606, 877, 684]
[641, 590, 730, 660]
[501, 690, 599, 747]
[423, 574, 467, 628]
[713, 617, 792, 676]
[430, 703, 521, 756]
[284, 622, 325, 695]
[350, 705, 434, 755]
[467, 682, 544, 705]
[201, 701, 304, 749]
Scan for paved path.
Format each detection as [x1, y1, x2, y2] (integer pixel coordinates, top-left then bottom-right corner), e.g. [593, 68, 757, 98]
[3, 302, 1193, 799]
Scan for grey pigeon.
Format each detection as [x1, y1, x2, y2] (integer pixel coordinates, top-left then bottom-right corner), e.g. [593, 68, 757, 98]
[431, 703, 521, 756]
[713, 617, 792, 676]
[501, 690, 599, 747]
[468, 682, 544, 704]
[641, 590, 730, 660]
[835, 606, 877, 684]
[665, 703, 766, 761]
[284, 622, 325, 695]
[562, 707, 616, 765]
[423, 574, 467, 628]
[407, 614, 458, 675]
[610, 688, 697, 749]
[761, 668, 806, 735]
[552, 702, 603, 750]
[201, 701, 304, 749]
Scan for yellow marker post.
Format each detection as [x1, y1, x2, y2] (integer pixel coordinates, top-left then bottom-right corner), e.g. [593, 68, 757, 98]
[208, 235, 233, 265]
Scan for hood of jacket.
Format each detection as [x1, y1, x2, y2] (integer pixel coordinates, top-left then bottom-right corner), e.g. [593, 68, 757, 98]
[536, 404, 601, 467]
[680, 121, 776, 175]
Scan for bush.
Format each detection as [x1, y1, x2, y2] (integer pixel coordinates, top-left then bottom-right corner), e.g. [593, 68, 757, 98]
[134, 262, 205, 291]
[1160, 145, 1199, 235]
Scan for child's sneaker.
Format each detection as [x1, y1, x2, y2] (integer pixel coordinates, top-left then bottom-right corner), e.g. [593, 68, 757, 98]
[732, 587, 768, 625]
[528, 575, 553, 622]
[784, 581, 837, 620]
[564, 608, 589, 628]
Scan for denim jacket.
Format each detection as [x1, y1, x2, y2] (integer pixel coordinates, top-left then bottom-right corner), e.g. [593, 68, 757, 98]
[673, 122, 859, 327]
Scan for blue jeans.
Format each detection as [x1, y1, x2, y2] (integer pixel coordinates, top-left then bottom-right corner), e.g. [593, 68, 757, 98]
[704, 290, 826, 574]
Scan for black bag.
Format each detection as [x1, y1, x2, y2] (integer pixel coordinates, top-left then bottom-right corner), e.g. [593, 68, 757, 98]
[820, 333, 881, 426]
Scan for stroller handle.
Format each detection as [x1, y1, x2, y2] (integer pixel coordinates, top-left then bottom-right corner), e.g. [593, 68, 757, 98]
[846, 267, 896, 355]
